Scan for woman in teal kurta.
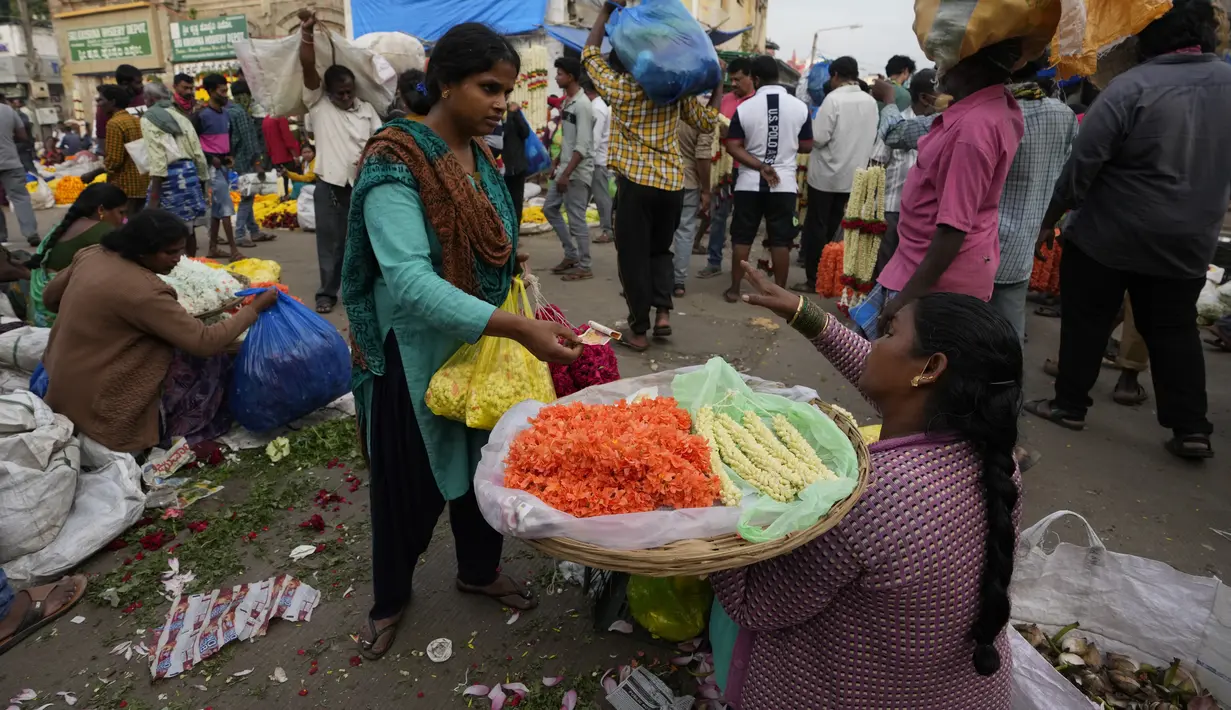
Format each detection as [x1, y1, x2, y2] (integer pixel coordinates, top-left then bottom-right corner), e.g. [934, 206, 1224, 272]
[342, 24, 581, 661]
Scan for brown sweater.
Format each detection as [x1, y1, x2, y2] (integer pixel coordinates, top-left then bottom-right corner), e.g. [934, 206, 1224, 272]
[42, 246, 259, 452]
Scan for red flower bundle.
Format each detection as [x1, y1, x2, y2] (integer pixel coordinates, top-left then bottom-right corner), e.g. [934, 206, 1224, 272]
[504, 398, 719, 518]
[1031, 239, 1062, 296]
[536, 304, 621, 397]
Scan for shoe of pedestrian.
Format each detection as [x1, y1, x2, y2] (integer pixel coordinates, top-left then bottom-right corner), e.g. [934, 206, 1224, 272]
[697, 265, 722, 279]
[790, 282, 814, 294]
[561, 267, 593, 281]
[550, 259, 578, 274]
[236, 238, 257, 248]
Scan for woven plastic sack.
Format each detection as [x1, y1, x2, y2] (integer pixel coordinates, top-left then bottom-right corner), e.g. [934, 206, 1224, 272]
[425, 278, 555, 430]
[1009, 511, 1231, 707]
[913, 0, 1063, 72]
[1051, 0, 1173, 79]
[353, 31, 426, 75]
[225, 258, 282, 284]
[229, 289, 351, 432]
[606, 0, 723, 105]
[627, 575, 713, 642]
[474, 358, 859, 550]
[235, 28, 396, 118]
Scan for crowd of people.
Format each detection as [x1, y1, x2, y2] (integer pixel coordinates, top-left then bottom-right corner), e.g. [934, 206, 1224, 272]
[2, 1, 1229, 707]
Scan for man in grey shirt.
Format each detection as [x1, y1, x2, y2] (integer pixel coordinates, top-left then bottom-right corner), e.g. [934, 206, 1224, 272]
[1026, 0, 1229, 460]
[0, 94, 40, 246]
[545, 57, 595, 281]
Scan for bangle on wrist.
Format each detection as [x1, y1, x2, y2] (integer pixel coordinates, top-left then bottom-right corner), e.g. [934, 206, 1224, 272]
[787, 295, 805, 326]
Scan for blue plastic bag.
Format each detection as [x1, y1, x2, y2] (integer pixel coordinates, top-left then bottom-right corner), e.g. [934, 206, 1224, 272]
[229, 289, 351, 432]
[807, 61, 831, 106]
[524, 128, 552, 176]
[29, 363, 47, 398]
[606, 0, 722, 105]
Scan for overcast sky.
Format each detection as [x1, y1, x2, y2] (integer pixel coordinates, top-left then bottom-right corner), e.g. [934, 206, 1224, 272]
[765, 0, 930, 76]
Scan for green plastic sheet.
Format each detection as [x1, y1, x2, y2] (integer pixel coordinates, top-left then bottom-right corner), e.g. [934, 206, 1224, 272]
[673, 357, 859, 543]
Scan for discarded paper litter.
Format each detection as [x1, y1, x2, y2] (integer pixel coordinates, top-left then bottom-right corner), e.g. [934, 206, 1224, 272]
[149, 574, 320, 679]
[606, 667, 693, 710]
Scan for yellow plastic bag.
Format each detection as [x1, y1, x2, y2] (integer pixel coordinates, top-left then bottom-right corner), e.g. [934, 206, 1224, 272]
[425, 277, 556, 430]
[914, 0, 1062, 71]
[224, 258, 282, 284]
[1051, 0, 1173, 79]
[626, 575, 713, 643]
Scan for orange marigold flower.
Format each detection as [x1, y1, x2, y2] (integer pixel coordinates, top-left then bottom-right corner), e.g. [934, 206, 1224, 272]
[504, 398, 720, 517]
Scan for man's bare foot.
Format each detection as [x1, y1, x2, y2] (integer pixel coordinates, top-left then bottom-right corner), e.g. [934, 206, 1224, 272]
[228, 250, 245, 262]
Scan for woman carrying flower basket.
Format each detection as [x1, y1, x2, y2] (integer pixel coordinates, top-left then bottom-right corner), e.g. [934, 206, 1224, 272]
[341, 23, 582, 661]
[713, 265, 1023, 709]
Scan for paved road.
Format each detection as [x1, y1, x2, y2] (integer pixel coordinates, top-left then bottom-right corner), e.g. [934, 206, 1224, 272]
[2, 209, 1228, 709]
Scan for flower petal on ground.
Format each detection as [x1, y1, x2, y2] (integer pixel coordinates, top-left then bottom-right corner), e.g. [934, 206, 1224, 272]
[542, 676, 563, 687]
[560, 689, 578, 710]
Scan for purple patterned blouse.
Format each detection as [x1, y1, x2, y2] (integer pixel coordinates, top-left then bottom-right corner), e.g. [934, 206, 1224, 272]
[710, 318, 1021, 709]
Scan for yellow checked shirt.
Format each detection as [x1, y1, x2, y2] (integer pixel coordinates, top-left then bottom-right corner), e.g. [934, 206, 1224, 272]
[582, 46, 719, 192]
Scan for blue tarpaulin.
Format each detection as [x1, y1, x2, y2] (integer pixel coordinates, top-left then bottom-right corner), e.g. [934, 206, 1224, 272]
[545, 25, 611, 53]
[708, 26, 751, 46]
[352, 0, 549, 42]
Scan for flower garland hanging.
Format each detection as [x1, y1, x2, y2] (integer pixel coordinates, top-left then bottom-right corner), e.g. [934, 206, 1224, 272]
[815, 242, 845, 298]
[837, 167, 887, 315]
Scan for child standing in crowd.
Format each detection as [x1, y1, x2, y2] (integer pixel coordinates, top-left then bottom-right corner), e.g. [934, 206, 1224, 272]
[193, 74, 243, 262]
[280, 143, 317, 200]
[236, 155, 280, 244]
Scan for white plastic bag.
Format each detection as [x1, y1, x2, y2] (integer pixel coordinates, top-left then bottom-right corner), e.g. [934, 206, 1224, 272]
[296, 184, 316, 231]
[0, 325, 50, 372]
[235, 29, 396, 118]
[353, 31, 426, 75]
[1009, 511, 1231, 707]
[1218, 279, 1231, 309]
[1, 435, 145, 586]
[1198, 280, 1228, 322]
[28, 177, 55, 210]
[0, 392, 79, 563]
[474, 366, 829, 550]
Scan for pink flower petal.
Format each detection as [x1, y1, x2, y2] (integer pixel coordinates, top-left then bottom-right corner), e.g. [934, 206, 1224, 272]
[677, 637, 701, 652]
[693, 659, 714, 676]
[602, 677, 617, 693]
[506, 611, 520, 625]
[607, 620, 633, 634]
[462, 685, 490, 697]
[488, 684, 507, 710]
[697, 682, 721, 700]
[542, 676, 564, 687]
[560, 689, 578, 710]
[502, 683, 529, 698]
[619, 665, 633, 682]
[670, 654, 696, 666]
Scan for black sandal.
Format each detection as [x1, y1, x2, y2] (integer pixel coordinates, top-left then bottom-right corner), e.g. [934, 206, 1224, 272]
[1112, 383, 1148, 406]
[0, 575, 87, 657]
[1164, 434, 1214, 461]
[1024, 399, 1086, 431]
[357, 616, 399, 660]
[316, 300, 334, 314]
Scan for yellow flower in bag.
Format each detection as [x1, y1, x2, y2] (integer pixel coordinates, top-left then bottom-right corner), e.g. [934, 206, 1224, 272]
[425, 278, 556, 430]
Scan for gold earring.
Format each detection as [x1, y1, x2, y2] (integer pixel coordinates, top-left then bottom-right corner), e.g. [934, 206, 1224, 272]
[442, 89, 451, 99]
[911, 375, 923, 387]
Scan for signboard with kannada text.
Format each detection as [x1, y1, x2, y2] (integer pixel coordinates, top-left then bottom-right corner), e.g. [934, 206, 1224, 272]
[67, 22, 151, 63]
[170, 16, 248, 62]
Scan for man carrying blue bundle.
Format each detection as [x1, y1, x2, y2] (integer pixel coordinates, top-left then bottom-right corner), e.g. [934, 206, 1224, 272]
[583, 0, 723, 353]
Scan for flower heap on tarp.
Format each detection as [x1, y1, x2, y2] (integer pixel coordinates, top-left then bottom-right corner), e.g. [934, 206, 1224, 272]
[838, 166, 887, 315]
[534, 302, 620, 397]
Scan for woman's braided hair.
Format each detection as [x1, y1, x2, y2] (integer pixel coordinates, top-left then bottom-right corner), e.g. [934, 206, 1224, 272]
[911, 293, 1023, 676]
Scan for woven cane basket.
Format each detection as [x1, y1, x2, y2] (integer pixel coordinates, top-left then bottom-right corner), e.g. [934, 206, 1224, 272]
[526, 399, 872, 577]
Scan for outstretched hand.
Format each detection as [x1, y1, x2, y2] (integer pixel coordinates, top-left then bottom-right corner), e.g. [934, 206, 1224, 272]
[740, 261, 802, 321]
[521, 319, 583, 365]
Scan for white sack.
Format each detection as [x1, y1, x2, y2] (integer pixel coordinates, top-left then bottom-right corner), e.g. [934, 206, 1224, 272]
[354, 31, 426, 75]
[0, 392, 79, 563]
[0, 325, 50, 373]
[296, 184, 316, 231]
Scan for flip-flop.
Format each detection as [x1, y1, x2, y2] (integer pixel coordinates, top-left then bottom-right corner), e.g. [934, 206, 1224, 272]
[356, 616, 399, 660]
[1035, 305, 1062, 318]
[316, 301, 334, 314]
[653, 324, 672, 338]
[456, 576, 538, 611]
[1112, 383, 1148, 406]
[616, 336, 649, 353]
[0, 575, 87, 657]
[673, 285, 685, 298]
[252, 232, 278, 242]
[1024, 399, 1086, 431]
[1164, 434, 1214, 460]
